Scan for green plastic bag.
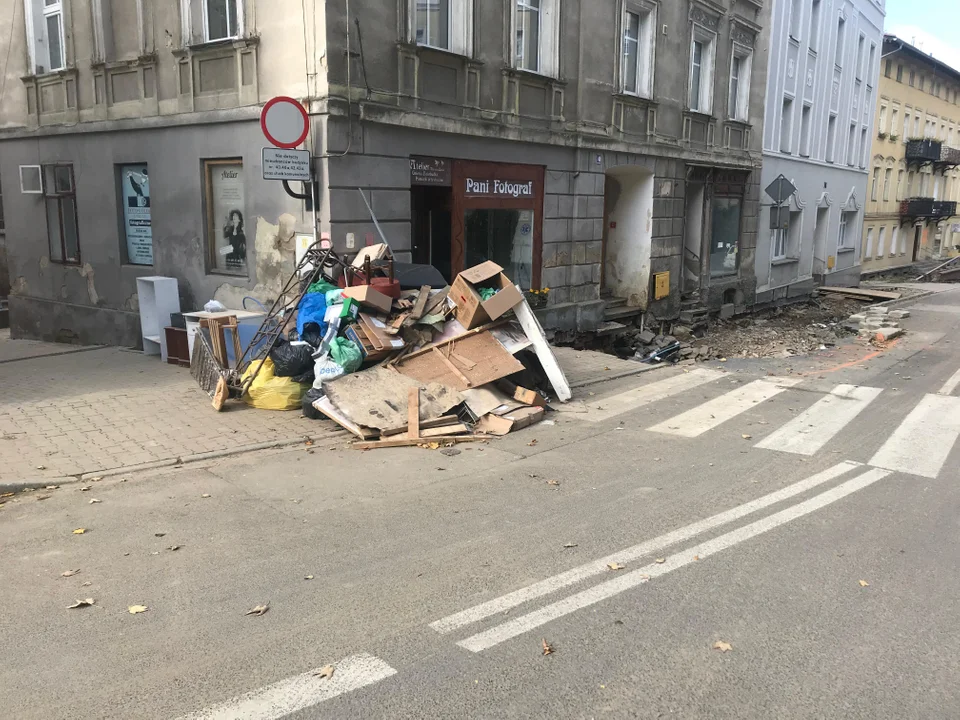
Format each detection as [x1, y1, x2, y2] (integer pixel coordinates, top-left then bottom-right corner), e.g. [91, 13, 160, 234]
[329, 337, 363, 373]
[242, 357, 309, 411]
[307, 280, 339, 296]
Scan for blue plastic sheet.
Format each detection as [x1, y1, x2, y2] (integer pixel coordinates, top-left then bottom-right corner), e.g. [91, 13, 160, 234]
[297, 293, 328, 337]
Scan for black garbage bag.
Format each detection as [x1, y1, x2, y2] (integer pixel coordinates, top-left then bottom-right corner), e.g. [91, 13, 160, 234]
[270, 338, 315, 378]
[301, 322, 324, 348]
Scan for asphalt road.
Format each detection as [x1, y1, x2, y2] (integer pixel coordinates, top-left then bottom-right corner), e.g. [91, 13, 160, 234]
[3, 287, 960, 720]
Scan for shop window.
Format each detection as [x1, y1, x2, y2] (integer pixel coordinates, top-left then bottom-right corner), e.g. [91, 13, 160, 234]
[119, 164, 153, 266]
[204, 0, 242, 42]
[710, 196, 741, 278]
[464, 209, 534, 290]
[728, 47, 752, 122]
[204, 159, 247, 274]
[621, 2, 656, 98]
[513, 0, 559, 77]
[44, 164, 80, 265]
[689, 26, 716, 114]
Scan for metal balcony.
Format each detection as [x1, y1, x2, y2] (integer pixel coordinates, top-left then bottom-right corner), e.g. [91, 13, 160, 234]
[905, 139, 960, 171]
[899, 198, 959, 224]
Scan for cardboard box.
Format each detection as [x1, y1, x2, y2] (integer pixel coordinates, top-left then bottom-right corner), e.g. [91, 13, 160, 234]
[451, 261, 524, 330]
[324, 298, 360, 323]
[476, 406, 545, 436]
[344, 324, 391, 363]
[342, 285, 393, 314]
[358, 313, 406, 353]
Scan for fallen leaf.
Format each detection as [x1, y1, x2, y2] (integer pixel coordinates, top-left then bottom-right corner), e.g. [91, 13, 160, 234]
[304, 575, 314, 580]
[859, 580, 870, 587]
[81, 581, 92, 587]
[607, 562, 625, 571]
[79, 486, 91, 492]
[128, 605, 148, 615]
[541, 638, 554, 656]
[36, 465, 46, 470]
[741, 434, 753, 440]
[546, 479, 560, 487]
[167, 545, 182, 552]
[0, 492, 14, 498]
[91, 477, 103, 482]
[61, 569, 81, 578]
[45, 486, 59, 490]
[201, 494, 212, 499]
[713, 641, 733, 653]
[563, 543, 578, 548]
[245, 603, 270, 617]
[72, 528, 87, 535]
[89, 499, 102, 504]
[655, 558, 666, 564]
[67, 598, 95, 609]
[312, 664, 336, 680]
[305, 440, 314, 447]
[528, 439, 539, 447]
[36, 495, 51, 501]
[693, 555, 700, 561]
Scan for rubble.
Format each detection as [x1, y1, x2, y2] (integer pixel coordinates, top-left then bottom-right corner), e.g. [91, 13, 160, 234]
[189, 246, 571, 449]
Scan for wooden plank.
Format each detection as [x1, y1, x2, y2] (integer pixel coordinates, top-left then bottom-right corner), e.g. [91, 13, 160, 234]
[420, 423, 470, 438]
[407, 387, 420, 440]
[352, 435, 489, 451]
[396, 332, 524, 391]
[817, 286, 901, 300]
[497, 379, 548, 407]
[513, 297, 572, 402]
[380, 415, 461, 437]
[313, 397, 379, 440]
[422, 286, 450, 316]
[403, 285, 432, 327]
[432, 346, 473, 387]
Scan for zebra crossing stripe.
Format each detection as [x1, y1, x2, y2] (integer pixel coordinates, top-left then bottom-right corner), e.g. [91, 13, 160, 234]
[755, 384, 883, 456]
[648, 376, 803, 438]
[869, 394, 960, 479]
[579, 368, 724, 423]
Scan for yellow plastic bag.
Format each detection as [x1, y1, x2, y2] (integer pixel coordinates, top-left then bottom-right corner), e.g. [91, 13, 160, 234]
[242, 357, 308, 411]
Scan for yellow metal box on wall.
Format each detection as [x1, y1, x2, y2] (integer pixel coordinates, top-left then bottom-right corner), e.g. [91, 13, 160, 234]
[653, 271, 670, 300]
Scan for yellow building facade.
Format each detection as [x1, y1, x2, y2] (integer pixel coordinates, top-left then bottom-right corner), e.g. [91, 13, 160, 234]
[862, 35, 960, 274]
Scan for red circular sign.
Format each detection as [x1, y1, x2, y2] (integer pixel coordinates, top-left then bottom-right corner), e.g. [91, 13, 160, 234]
[260, 96, 310, 149]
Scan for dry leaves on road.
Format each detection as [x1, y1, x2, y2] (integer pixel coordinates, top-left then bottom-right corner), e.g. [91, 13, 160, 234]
[546, 479, 561, 487]
[201, 494, 212, 499]
[607, 563, 625, 571]
[245, 603, 270, 617]
[72, 528, 87, 535]
[655, 558, 666, 564]
[128, 605, 148, 615]
[859, 580, 870, 587]
[60, 569, 81, 578]
[304, 575, 315, 580]
[167, 545, 182, 552]
[527, 439, 538, 447]
[89, 499, 102, 505]
[314, 665, 335, 680]
[68, 598, 95, 609]
[541, 638, 554, 656]
[713, 641, 733, 653]
[79, 486, 91, 492]
[741, 434, 753, 440]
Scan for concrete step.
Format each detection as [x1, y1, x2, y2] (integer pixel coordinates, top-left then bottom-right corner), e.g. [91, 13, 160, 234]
[604, 305, 643, 322]
[605, 297, 627, 309]
[595, 321, 628, 337]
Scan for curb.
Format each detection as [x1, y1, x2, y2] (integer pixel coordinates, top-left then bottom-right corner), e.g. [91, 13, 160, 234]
[570, 359, 672, 390]
[0, 430, 346, 494]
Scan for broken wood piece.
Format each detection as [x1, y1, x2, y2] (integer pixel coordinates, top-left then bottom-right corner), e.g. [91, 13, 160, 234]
[211, 377, 229, 412]
[497, 379, 548, 407]
[419, 423, 470, 438]
[352, 435, 490, 450]
[476, 406, 545, 436]
[432, 346, 473, 387]
[450, 352, 477, 370]
[817, 286, 901, 301]
[403, 285, 433, 327]
[380, 415, 461, 437]
[422, 287, 450, 316]
[407, 387, 421, 440]
[312, 397, 379, 440]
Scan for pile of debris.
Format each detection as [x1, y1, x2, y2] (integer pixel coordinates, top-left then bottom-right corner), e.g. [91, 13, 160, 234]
[192, 244, 571, 450]
[844, 306, 909, 344]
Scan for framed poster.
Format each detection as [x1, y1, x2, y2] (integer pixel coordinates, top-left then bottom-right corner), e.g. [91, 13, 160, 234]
[205, 159, 247, 274]
[120, 163, 153, 265]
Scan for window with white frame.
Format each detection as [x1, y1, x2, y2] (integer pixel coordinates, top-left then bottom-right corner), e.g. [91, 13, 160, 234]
[788, 0, 801, 40]
[883, 168, 892, 202]
[896, 170, 904, 200]
[621, 3, 655, 98]
[809, 0, 821, 52]
[24, 0, 66, 73]
[892, 225, 900, 256]
[864, 226, 874, 258]
[688, 26, 716, 114]
[876, 226, 886, 258]
[890, 106, 898, 137]
[204, 0, 241, 42]
[878, 104, 887, 134]
[728, 45, 752, 121]
[838, 210, 855, 249]
[411, 0, 473, 55]
[514, 0, 559, 77]
[870, 167, 879, 201]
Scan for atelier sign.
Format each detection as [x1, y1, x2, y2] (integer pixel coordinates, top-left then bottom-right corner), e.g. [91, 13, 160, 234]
[464, 178, 535, 199]
[410, 156, 451, 186]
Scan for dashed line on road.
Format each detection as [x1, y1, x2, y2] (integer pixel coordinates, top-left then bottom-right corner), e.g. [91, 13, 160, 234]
[457, 467, 891, 653]
[173, 653, 397, 720]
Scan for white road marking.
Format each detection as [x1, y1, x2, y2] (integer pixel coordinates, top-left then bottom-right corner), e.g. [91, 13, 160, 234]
[755, 385, 883, 456]
[458, 467, 891, 653]
[578, 368, 725, 423]
[648, 376, 804, 438]
[869, 394, 960, 479]
[430, 461, 862, 635]
[174, 654, 397, 720]
[938, 367, 960, 396]
[908, 304, 960, 314]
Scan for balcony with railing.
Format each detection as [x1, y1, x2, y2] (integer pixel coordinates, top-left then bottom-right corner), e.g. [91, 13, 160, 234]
[899, 197, 959, 223]
[905, 139, 960, 171]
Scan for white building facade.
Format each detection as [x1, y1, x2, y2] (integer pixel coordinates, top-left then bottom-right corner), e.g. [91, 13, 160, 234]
[756, 0, 885, 299]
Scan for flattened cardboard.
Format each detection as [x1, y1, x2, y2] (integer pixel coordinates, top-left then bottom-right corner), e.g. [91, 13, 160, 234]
[358, 313, 406, 352]
[394, 331, 525, 391]
[451, 261, 524, 330]
[342, 285, 393, 314]
[477, 406, 545, 436]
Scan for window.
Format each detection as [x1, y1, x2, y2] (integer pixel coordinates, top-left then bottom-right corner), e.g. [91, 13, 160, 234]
[689, 27, 716, 114]
[514, 0, 558, 76]
[896, 170, 904, 201]
[204, 0, 241, 42]
[839, 211, 853, 249]
[204, 159, 247, 274]
[896, 64, 903, 82]
[860, 128, 868, 168]
[43, 164, 80, 265]
[834, 17, 845, 67]
[27, 0, 66, 73]
[415, 0, 450, 49]
[890, 107, 898, 137]
[710, 196, 741, 277]
[780, 97, 794, 153]
[0, 173, 4, 232]
[728, 48, 752, 121]
[899, 224, 907, 254]
[871, 167, 880, 201]
[119, 164, 153, 266]
[809, 0, 821, 52]
[920, 173, 928, 196]
[789, 0, 802, 40]
[919, 75, 925, 92]
[847, 123, 857, 166]
[826, 114, 837, 162]
[621, 4, 655, 98]
[950, 125, 955, 145]
[864, 226, 873, 258]
[903, 110, 911, 140]
[773, 223, 787, 260]
[884, 59, 891, 78]
[879, 104, 887, 134]
[892, 226, 900, 256]
[855, 34, 865, 80]
[800, 104, 812, 156]
[883, 168, 892, 202]
[868, 43, 876, 84]
[909, 70, 915, 87]
[877, 226, 886, 258]
[913, 114, 920, 137]
[907, 170, 915, 196]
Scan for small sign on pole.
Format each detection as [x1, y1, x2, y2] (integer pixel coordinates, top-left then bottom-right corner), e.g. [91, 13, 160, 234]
[260, 96, 309, 149]
[764, 174, 797, 205]
[262, 148, 312, 182]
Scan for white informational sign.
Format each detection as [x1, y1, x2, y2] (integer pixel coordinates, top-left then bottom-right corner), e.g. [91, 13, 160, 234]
[262, 148, 312, 182]
[210, 162, 247, 273]
[120, 163, 153, 265]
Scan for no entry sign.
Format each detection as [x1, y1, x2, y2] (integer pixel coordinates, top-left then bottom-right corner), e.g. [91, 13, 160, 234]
[260, 96, 309, 149]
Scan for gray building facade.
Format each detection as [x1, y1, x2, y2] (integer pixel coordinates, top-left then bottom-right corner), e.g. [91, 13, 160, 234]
[1, 0, 770, 346]
[756, 0, 885, 299]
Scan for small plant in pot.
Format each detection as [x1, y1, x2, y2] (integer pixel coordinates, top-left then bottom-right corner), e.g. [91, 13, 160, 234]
[525, 287, 550, 308]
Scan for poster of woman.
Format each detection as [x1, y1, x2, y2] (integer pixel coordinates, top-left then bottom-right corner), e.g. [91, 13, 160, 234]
[223, 210, 246, 270]
[207, 161, 247, 273]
